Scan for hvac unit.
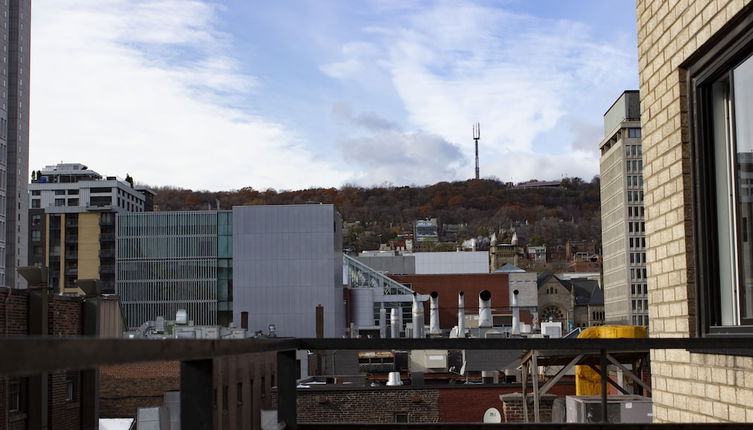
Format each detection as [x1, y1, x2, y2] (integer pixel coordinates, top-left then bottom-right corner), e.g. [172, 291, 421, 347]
[566, 395, 652, 423]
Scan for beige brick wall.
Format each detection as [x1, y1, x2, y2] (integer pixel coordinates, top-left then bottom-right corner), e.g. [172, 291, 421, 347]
[637, 0, 753, 423]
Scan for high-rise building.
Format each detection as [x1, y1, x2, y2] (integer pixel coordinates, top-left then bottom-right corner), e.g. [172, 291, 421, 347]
[599, 91, 647, 326]
[2, 0, 31, 288]
[117, 210, 233, 329]
[28, 163, 154, 294]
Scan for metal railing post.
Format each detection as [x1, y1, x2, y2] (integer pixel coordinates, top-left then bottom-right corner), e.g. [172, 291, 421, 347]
[600, 348, 608, 424]
[181, 359, 213, 430]
[277, 349, 298, 429]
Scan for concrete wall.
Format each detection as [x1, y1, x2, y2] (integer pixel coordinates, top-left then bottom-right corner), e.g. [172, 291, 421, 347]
[232, 205, 345, 338]
[637, 0, 753, 422]
[414, 251, 489, 274]
[355, 255, 416, 274]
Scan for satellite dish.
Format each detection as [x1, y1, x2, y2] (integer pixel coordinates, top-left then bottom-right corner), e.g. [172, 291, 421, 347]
[483, 407, 502, 423]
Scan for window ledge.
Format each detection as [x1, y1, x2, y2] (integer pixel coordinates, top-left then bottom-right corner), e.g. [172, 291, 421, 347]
[9, 412, 27, 422]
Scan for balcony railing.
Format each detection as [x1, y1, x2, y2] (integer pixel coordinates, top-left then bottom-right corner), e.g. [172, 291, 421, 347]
[2, 337, 753, 428]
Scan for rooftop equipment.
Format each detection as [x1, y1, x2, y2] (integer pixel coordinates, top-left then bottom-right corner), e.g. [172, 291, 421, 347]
[478, 290, 492, 328]
[511, 289, 521, 335]
[412, 293, 425, 338]
[457, 291, 465, 336]
[390, 308, 400, 338]
[429, 291, 440, 335]
[175, 309, 187, 325]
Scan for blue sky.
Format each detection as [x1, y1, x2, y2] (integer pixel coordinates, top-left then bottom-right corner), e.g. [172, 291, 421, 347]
[30, 0, 638, 191]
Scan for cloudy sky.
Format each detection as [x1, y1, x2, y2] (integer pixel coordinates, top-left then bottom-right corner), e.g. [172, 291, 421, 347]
[30, 0, 638, 191]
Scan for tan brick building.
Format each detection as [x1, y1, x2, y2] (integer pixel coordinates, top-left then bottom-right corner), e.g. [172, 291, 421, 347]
[637, 0, 753, 422]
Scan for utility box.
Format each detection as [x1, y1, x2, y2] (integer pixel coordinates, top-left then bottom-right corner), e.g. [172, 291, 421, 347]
[409, 349, 448, 372]
[566, 395, 652, 423]
[541, 322, 562, 338]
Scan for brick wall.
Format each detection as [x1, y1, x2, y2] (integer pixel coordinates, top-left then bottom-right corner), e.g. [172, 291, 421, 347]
[390, 274, 509, 329]
[438, 383, 574, 422]
[273, 383, 576, 424]
[49, 295, 82, 336]
[0, 288, 29, 335]
[0, 290, 85, 430]
[500, 393, 556, 423]
[278, 388, 439, 424]
[637, 0, 753, 422]
[100, 361, 180, 418]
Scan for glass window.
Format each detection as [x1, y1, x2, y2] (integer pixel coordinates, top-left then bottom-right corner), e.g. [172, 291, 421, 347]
[31, 199, 39, 208]
[629, 128, 642, 138]
[54, 198, 64, 207]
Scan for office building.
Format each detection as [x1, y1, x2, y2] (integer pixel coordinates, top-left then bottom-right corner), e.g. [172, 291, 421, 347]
[638, 0, 753, 422]
[29, 163, 153, 294]
[1, 0, 31, 288]
[233, 204, 345, 338]
[599, 91, 647, 326]
[116, 210, 232, 329]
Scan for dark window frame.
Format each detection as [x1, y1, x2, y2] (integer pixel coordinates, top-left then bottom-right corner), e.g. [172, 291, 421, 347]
[687, 4, 753, 336]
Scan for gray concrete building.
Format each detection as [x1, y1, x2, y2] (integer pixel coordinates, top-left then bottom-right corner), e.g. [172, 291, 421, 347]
[599, 91, 647, 325]
[1, 0, 30, 288]
[116, 211, 233, 328]
[232, 204, 345, 338]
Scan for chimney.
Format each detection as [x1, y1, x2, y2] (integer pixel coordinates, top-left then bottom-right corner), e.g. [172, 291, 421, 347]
[511, 290, 520, 335]
[390, 308, 400, 338]
[379, 307, 387, 338]
[429, 291, 440, 335]
[241, 312, 249, 330]
[412, 293, 425, 338]
[457, 291, 465, 336]
[478, 290, 492, 328]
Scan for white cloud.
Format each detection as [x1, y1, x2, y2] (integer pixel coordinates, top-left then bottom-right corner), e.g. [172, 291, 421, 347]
[31, 0, 346, 190]
[333, 103, 464, 185]
[322, 2, 636, 182]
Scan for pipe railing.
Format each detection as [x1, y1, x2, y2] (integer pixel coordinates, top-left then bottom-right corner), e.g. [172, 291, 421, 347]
[2, 336, 753, 429]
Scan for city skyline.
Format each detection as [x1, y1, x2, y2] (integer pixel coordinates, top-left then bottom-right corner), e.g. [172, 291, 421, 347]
[30, 0, 638, 191]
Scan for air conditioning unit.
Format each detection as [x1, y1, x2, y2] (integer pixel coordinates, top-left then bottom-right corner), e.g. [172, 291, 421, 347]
[566, 395, 652, 423]
[541, 321, 562, 338]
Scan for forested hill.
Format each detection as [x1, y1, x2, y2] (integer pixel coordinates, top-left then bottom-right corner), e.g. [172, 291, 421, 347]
[150, 177, 601, 252]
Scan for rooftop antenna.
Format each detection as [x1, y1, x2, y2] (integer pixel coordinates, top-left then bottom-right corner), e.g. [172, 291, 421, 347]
[473, 122, 480, 180]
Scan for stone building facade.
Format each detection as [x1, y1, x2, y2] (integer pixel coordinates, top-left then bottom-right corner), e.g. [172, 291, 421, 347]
[537, 273, 605, 330]
[637, 0, 753, 422]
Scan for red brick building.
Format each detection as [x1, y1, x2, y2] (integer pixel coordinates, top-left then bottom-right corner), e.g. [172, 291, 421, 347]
[0, 288, 88, 430]
[389, 273, 534, 329]
[99, 361, 180, 419]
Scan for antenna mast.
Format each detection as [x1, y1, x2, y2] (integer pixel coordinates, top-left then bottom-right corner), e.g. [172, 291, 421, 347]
[473, 122, 480, 180]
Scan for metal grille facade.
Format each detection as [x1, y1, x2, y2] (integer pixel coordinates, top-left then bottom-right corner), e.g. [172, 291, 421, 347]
[116, 211, 232, 328]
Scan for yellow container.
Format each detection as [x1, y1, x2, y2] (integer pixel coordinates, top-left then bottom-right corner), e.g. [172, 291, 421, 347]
[574, 326, 647, 395]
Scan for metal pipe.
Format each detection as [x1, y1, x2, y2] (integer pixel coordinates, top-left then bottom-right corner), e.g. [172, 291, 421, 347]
[511, 289, 520, 335]
[379, 307, 386, 338]
[390, 308, 400, 338]
[429, 291, 440, 335]
[412, 293, 424, 338]
[457, 291, 465, 337]
[478, 290, 492, 328]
